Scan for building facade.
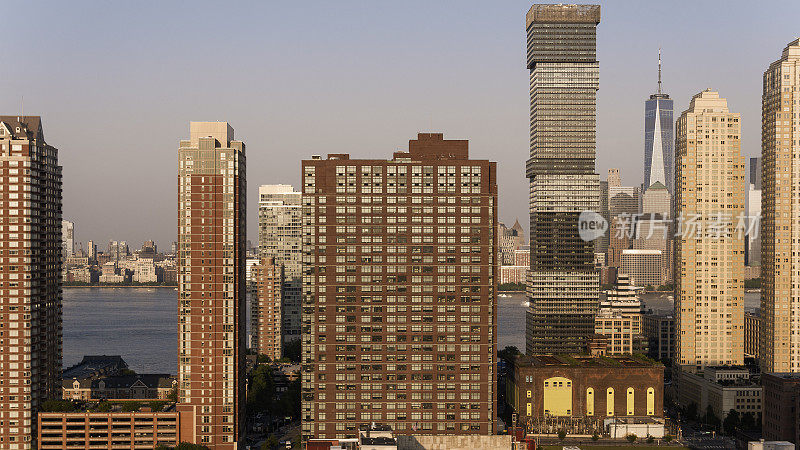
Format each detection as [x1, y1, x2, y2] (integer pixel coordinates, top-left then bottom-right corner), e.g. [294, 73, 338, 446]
[61, 220, 74, 259]
[251, 257, 283, 360]
[675, 90, 745, 372]
[747, 157, 762, 266]
[642, 314, 675, 362]
[258, 184, 302, 344]
[176, 122, 246, 448]
[0, 116, 63, 449]
[745, 310, 761, 359]
[621, 249, 662, 288]
[38, 412, 180, 449]
[508, 354, 663, 434]
[761, 39, 800, 373]
[677, 367, 762, 420]
[525, 3, 601, 355]
[762, 373, 800, 444]
[300, 133, 498, 440]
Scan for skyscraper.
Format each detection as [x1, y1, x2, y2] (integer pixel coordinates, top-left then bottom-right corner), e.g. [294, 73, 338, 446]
[761, 39, 800, 373]
[525, 3, 601, 354]
[300, 133, 497, 440]
[61, 220, 74, 258]
[644, 50, 675, 196]
[0, 116, 63, 449]
[257, 184, 302, 344]
[675, 90, 744, 373]
[251, 257, 283, 360]
[177, 122, 246, 447]
[746, 157, 762, 266]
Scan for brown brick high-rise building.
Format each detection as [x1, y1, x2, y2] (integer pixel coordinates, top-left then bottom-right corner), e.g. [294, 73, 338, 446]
[251, 257, 283, 360]
[300, 133, 497, 440]
[0, 116, 63, 449]
[177, 122, 246, 448]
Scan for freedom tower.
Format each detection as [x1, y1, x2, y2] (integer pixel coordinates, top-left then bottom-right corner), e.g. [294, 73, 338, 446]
[525, 4, 601, 354]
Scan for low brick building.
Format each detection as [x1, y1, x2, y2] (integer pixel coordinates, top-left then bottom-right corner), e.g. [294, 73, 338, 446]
[507, 354, 663, 434]
[762, 373, 800, 444]
[38, 412, 180, 449]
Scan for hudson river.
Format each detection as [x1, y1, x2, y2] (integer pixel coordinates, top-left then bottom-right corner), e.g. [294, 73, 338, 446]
[63, 288, 761, 375]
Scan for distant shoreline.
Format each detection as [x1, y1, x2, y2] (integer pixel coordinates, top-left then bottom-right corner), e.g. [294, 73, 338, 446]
[63, 285, 177, 289]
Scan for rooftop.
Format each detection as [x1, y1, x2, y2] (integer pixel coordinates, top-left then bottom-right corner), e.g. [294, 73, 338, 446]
[526, 4, 600, 27]
[515, 353, 661, 369]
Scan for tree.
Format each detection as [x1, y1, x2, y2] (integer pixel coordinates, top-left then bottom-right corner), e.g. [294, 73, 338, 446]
[283, 339, 301, 363]
[685, 402, 698, 421]
[557, 429, 567, 441]
[723, 409, 741, 435]
[262, 435, 279, 449]
[149, 401, 167, 412]
[591, 433, 599, 441]
[646, 435, 655, 443]
[664, 435, 673, 443]
[626, 434, 637, 443]
[40, 400, 78, 412]
[96, 401, 112, 412]
[498, 346, 521, 365]
[705, 405, 721, 430]
[248, 365, 276, 415]
[740, 412, 756, 430]
[121, 401, 142, 412]
[166, 386, 178, 402]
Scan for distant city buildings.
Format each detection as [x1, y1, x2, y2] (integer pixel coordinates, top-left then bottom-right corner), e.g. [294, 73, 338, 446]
[760, 38, 800, 374]
[0, 115, 63, 449]
[177, 122, 246, 447]
[498, 220, 525, 265]
[301, 133, 498, 439]
[644, 50, 675, 197]
[621, 249, 662, 288]
[525, 3, 601, 355]
[675, 90, 745, 372]
[642, 314, 675, 362]
[62, 220, 74, 258]
[745, 309, 761, 359]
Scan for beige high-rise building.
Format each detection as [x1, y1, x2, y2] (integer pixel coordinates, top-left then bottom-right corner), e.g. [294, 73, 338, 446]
[0, 116, 63, 449]
[177, 122, 246, 448]
[761, 39, 800, 373]
[675, 90, 744, 373]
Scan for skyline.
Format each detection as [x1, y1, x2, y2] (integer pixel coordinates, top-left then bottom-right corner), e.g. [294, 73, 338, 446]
[2, 1, 800, 249]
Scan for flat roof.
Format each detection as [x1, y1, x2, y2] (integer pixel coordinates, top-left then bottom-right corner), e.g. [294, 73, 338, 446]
[515, 354, 661, 369]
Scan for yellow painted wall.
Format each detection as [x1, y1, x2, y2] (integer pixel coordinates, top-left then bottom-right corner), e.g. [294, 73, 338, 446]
[543, 377, 572, 416]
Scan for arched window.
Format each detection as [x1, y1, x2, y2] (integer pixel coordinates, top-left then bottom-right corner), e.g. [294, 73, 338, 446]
[586, 388, 595, 416]
[647, 387, 655, 416]
[606, 387, 615, 416]
[627, 387, 635, 415]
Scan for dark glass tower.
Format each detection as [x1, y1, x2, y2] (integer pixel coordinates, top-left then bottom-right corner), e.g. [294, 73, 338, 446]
[644, 50, 674, 195]
[525, 4, 601, 354]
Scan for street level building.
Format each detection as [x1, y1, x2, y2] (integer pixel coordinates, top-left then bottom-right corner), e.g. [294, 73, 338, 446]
[0, 116, 63, 449]
[677, 367, 762, 420]
[762, 373, 800, 444]
[300, 133, 498, 440]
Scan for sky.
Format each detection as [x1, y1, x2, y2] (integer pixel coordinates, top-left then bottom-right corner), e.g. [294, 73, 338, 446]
[2, 0, 798, 251]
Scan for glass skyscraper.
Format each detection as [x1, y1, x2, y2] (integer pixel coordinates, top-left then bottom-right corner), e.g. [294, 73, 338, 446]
[525, 4, 601, 354]
[643, 51, 674, 195]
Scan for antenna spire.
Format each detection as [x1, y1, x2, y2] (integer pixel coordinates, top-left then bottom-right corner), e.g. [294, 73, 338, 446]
[657, 48, 662, 95]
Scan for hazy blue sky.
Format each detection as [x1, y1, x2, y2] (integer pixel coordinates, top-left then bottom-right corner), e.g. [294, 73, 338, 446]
[2, 1, 798, 251]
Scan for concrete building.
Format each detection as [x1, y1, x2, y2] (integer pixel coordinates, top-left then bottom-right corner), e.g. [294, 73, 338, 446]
[745, 310, 761, 359]
[748, 442, 795, 450]
[644, 49, 675, 197]
[251, 257, 283, 360]
[641, 182, 671, 218]
[0, 116, 63, 449]
[507, 354, 663, 435]
[762, 373, 800, 444]
[608, 185, 639, 269]
[132, 258, 158, 283]
[107, 240, 128, 261]
[300, 133, 498, 440]
[633, 216, 672, 285]
[594, 313, 636, 355]
[675, 90, 745, 372]
[176, 122, 246, 447]
[600, 274, 645, 334]
[761, 39, 800, 374]
[677, 367, 762, 420]
[621, 249, 662, 288]
[500, 265, 527, 285]
[747, 157, 762, 266]
[525, 3, 601, 355]
[642, 314, 675, 362]
[258, 184, 302, 344]
[62, 220, 74, 258]
[38, 412, 180, 449]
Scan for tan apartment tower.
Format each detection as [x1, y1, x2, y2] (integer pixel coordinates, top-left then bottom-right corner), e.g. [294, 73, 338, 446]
[300, 133, 498, 440]
[761, 39, 800, 373]
[675, 90, 744, 373]
[0, 116, 62, 449]
[177, 122, 246, 448]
